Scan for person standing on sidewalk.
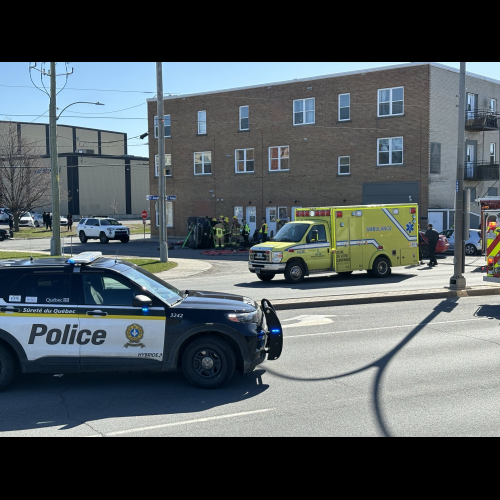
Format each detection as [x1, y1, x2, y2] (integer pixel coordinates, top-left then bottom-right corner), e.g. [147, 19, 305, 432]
[67, 214, 73, 232]
[43, 211, 49, 230]
[260, 218, 268, 243]
[240, 218, 250, 247]
[425, 223, 439, 267]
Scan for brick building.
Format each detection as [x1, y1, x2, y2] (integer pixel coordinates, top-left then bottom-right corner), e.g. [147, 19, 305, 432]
[147, 62, 500, 237]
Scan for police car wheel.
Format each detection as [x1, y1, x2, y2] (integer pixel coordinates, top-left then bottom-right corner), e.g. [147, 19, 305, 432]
[79, 231, 88, 244]
[257, 273, 275, 281]
[182, 336, 236, 389]
[285, 262, 305, 283]
[0, 344, 16, 391]
[99, 232, 110, 244]
[372, 257, 391, 278]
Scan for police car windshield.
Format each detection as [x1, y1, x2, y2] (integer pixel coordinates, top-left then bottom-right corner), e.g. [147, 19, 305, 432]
[122, 267, 182, 306]
[272, 223, 309, 242]
[100, 219, 120, 226]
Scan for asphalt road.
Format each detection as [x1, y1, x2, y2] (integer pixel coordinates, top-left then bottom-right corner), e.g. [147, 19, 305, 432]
[1, 296, 500, 436]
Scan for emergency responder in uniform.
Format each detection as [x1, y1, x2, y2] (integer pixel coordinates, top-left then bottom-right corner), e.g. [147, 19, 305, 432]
[424, 223, 439, 267]
[240, 218, 250, 247]
[230, 216, 240, 247]
[214, 218, 226, 248]
[223, 216, 230, 246]
[260, 218, 269, 243]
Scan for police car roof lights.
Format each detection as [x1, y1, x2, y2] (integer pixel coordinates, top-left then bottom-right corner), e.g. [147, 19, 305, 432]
[67, 252, 103, 265]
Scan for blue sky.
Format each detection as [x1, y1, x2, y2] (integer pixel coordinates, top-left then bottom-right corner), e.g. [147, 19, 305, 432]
[0, 62, 497, 158]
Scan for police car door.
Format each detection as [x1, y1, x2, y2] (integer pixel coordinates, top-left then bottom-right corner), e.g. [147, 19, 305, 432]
[0, 271, 81, 372]
[78, 271, 166, 371]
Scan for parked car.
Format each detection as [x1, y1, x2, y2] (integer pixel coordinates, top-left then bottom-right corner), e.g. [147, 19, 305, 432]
[19, 212, 35, 227]
[440, 228, 482, 255]
[33, 213, 68, 227]
[0, 228, 12, 241]
[0, 208, 10, 223]
[419, 231, 449, 258]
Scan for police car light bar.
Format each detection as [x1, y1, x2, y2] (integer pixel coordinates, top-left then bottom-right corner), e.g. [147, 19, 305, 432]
[67, 252, 103, 265]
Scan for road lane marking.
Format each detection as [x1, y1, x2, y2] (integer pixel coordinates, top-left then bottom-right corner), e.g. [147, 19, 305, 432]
[284, 317, 490, 338]
[88, 408, 275, 437]
[282, 314, 335, 328]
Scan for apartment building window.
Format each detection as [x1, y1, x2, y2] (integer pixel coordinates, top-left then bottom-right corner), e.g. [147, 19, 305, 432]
[491, 99, 497, 114]
[239, 106, 249, 130]
[194, 151, 211, 175]
[378, 87, 404, 117]
[293, 98, 315, 125]
[235, 148, 254, 173]
[339, 94, 350, 121]
[154, 115, 171, 138]
[269, 146, 289, 171]
[198, 111, 207, 134]
[155, 154, 172, 177]
[491, 143, 496, 163]
[338, 156, 350, 175]
[377, 137, 403, 165]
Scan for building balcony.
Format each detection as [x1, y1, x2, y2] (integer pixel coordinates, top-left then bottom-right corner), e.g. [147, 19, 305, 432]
[465, 109, 499, 131]
[464, 160, 499, 180]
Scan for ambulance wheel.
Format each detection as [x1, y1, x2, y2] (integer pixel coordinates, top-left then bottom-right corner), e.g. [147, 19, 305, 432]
[99, 232, 109, 244]
[0, 343, 16, 391]
[465, 243, 477, 256]
[79, 231, 87, 244]
[182, 336, 236, 389]
[257, 273, 275, 281]
[420, 245, 430, 258]
[285, 261, 305, 283]
[372, 257, 391, 278]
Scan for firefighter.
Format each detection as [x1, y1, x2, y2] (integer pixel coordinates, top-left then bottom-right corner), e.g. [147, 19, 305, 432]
[240, 218, 250, 246]
[223, 216, 230, 246]
[260, 218, 268, 243]
[230, 216, 240, 247]
[214, 218, 226, 248]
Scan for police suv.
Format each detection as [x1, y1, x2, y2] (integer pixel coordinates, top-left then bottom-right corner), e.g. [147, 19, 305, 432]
[0, 252, 282, 390]
[77, 218, 130, 244]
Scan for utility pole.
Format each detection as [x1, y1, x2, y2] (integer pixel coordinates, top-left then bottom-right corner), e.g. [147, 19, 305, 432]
[49, 62, 61, 256]
[156, 62, 168, 262]
[450, 61, 467, 290]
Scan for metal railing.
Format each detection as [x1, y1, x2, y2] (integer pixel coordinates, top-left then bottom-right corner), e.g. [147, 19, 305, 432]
[465, 109, 499, 130]
[464, 160, 499, 180]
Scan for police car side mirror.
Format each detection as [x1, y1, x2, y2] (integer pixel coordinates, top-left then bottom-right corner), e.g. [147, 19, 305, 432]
[133, 295, 153, 308]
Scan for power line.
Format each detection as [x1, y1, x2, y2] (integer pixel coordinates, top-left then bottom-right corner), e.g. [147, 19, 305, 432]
[0, 83, 156, 94]
[68, 102, 146, 115]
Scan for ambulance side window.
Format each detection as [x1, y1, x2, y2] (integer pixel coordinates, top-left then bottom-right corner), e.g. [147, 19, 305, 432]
[25, 274, 72, 305]
[307, 225, 328, 243]
[3, 273, 24, 303]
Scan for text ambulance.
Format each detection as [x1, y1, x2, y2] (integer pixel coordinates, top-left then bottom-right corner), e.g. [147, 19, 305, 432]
[249, 204, 419, 283]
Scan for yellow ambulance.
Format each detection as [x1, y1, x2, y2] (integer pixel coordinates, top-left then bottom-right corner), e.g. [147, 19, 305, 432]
[249, 204, 419, 283]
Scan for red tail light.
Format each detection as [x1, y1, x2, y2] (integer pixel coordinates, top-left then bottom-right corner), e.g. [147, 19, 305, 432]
[410, 208, 416, 214]
[488, 258, 494, 265]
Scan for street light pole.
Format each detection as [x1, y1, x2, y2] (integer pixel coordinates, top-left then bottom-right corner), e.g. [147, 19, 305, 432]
[156, 62, 168, 262]
[450, 61, 467, 290]
[49, 62, 61, 256]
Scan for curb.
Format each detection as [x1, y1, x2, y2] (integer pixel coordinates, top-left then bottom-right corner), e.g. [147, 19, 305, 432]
[271, 285, 500, 310]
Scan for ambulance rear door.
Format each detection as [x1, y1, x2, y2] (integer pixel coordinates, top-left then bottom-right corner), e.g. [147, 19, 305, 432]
[334, 211, 352, 272]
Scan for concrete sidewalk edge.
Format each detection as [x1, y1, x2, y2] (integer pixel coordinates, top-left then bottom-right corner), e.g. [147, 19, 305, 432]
[271, 285, 500, 310]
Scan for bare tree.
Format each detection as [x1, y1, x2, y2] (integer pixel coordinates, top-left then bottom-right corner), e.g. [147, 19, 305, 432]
[0, 123, 51, 231]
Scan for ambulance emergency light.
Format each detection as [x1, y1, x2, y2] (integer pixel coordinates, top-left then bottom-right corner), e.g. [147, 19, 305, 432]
[67, 252, 103, 265]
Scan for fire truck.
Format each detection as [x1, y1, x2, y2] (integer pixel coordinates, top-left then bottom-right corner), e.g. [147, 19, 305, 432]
[478, 197, 500, 282]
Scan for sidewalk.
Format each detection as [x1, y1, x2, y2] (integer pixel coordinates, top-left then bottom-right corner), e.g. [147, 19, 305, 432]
[156, 258, 212, 280]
